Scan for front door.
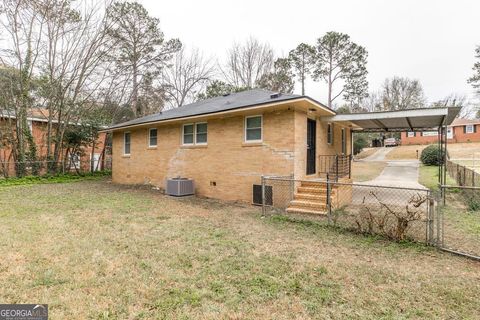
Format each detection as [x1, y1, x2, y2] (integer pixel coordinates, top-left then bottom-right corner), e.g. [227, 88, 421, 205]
[306, 119, 316, 175]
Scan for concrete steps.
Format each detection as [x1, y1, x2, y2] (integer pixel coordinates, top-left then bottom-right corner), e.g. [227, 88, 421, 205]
[286, 180, 338, 215]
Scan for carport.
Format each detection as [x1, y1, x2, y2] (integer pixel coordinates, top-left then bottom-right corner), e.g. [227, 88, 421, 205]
[323, 107, 462, 186]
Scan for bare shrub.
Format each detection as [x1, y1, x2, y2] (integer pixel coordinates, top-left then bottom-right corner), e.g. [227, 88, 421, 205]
[356, 191, 427, 241]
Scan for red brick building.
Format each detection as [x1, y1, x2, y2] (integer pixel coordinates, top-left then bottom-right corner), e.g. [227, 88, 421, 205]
[401, 118, 480, 145]
[0, 109, 109, 176]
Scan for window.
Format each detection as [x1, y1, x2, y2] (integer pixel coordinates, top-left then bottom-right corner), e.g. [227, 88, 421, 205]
[124, 132, 131, 155]
[327, 123, 333, 144]
[148, 128, 157, 147]
[245, 115, 262, 142]
[407, 132, 415, 138]
[27, 120, 33, 133]
[183, 123, 208, 145]
[341, 128, 346, 154]
[195, 123, 208, 144]
[182, 124, 194, 145]
[465, 125, 475, 134]
[422, 131, 437, 137]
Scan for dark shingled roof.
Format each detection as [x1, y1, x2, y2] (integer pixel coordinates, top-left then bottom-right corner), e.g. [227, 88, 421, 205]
[106, 89, 330, 130]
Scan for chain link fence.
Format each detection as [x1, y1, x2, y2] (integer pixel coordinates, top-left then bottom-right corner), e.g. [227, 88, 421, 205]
[262, 177, 434, 244]
[0, 158, 112, 178]
[437, 185, 480, 260]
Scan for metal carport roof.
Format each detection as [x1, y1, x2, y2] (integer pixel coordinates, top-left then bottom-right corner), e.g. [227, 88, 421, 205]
[323, 107, 462, 132]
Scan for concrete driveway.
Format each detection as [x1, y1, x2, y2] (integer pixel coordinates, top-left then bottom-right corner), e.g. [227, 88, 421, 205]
[358, 147, 426, 190]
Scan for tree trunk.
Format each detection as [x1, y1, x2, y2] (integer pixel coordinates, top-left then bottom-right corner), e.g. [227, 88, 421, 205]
[132, 63, 139, 117]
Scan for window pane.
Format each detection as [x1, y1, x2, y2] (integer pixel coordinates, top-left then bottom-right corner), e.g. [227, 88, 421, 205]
[124, 133, 131, 154]
[247, 128, 261, 141]
[183, 134, 194, 144]
[247, 116, 261, 128]
[196, 133, 207, 143]
[196, 123, 207, 134]
[184, 124, 194, 134]
[149, 129, 157, 146]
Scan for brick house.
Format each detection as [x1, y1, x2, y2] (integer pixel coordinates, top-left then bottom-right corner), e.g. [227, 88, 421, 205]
[105, 97, 461, 208]
[0, 109, 109, 176]
[104, 90, 353, 203]
[400, 118, 480, 145]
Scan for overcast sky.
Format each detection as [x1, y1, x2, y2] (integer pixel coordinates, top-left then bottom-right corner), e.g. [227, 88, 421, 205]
[140, 0, 479, 106]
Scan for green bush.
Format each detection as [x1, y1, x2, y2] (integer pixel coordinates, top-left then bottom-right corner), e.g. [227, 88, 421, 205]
[353, 137, 369, 155]
[420, 145, 443, 166]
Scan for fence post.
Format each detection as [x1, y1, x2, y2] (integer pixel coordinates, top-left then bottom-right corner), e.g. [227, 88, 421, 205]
[290, 174, 295, 202]
[335, 156, 339, 182]
[261, 175, 266, 216]
[348, 154, 352, 179]
[428, 194, 434, 245]
[326, 179, 332, 225]
[437, 191, 442, 247]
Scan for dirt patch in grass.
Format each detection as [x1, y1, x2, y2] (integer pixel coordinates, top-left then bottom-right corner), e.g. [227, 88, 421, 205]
[0, 181, 479, 319]
[352, 161, 387, 182]
[386, 145, 427, 160]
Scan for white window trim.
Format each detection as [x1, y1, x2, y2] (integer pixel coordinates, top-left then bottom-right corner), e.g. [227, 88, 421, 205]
[182, 123, 195, 146]
[407, 131, 415, 138]
[466, 125, 474, 134]
[27, 120, 33, 133]
[244, 115, 263, 143]
[327, 123, 333, 145]
[123, 131, 131, 156]
[195, 122, 208, 145]
[148, 128, 158, 147]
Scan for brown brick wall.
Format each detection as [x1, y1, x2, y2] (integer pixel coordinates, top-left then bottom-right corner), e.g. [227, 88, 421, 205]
[112, 109, 296, 202]
[0, 118, 108, 174]
[112, 108, 351, 202]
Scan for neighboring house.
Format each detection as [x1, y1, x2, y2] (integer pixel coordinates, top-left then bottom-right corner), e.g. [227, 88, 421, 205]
[401, 118, 480, 145]
[0, 109, 109, 176]
[104, 89, 352, 203]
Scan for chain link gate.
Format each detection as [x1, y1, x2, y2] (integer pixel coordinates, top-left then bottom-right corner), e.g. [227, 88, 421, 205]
[435, 185, 480, 261]
[262, 176, 434, 244]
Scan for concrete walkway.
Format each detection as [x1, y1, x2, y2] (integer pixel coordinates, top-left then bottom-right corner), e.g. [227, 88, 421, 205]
[361, 147, 394, 161]
[359, 148, 426, 189]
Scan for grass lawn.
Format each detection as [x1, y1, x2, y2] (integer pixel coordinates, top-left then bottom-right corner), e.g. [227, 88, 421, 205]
[419, 165, 456, 190]
[385, 145, 427, 160]
[447, 142, 480, 159]
[351, 161, 387, 182]
[0, 181, 479, 319]
[388, 142, 480, 161]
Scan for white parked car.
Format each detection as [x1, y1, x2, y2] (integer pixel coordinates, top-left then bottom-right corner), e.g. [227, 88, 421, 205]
[384, 138, 399, 147]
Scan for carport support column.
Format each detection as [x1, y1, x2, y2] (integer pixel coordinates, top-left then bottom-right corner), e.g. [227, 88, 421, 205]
[443, 124, 447, 188]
